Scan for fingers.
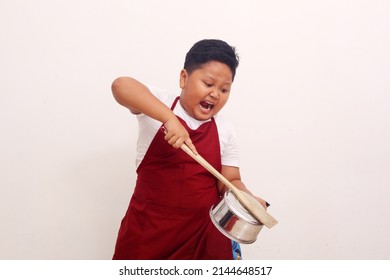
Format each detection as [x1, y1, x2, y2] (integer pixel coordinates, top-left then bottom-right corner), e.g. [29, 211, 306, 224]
[184, 138, 198, 155]
[162, 126, 197, 154]
[162, 117, 199, 154]
[256, 196, 269, 210]
[164, 133, 198, 154]
[165, 133, 183, 148]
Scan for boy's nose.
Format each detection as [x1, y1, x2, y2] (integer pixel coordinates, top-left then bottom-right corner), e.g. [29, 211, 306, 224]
[209, 90, 219, 99]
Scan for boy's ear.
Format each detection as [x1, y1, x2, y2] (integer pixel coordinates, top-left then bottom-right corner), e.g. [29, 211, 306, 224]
[179, 69, 188, 89]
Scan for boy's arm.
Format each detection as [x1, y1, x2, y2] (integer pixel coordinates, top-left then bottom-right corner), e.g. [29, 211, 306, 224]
[219, 165, 269, 210]
[111, 76, 197, 154]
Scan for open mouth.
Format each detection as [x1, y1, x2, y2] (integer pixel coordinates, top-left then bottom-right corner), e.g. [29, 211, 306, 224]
[199, 100, 214, 111]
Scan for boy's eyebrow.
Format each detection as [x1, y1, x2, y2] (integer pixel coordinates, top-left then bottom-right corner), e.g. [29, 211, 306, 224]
[204, 74, 232, 85]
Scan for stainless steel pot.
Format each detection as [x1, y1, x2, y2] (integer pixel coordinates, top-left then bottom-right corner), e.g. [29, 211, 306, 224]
[210, 190, 264, 244]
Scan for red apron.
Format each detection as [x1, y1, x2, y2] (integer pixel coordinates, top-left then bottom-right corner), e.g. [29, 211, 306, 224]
[113, 97, 232, 260]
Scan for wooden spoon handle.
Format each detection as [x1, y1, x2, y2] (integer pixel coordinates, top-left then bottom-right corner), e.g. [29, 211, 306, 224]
[180, 143, 236, 190]
[180, 143, 278, 228]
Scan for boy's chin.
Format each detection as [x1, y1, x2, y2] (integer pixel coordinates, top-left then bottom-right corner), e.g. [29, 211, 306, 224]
[187, 106, 219, 121]
[193, 111, 215, 121]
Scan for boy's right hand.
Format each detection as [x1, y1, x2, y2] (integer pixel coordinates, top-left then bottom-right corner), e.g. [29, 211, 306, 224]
[163, 117, 198, 155]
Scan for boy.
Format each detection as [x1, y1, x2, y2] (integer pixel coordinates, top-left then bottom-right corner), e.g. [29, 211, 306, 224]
[112, 39, 268, 260]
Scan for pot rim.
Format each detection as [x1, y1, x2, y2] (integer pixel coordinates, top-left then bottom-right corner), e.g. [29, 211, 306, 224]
[224, 191, 262, 225]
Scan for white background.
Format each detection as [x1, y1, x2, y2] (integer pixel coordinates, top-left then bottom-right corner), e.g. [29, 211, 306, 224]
[1, 0, 389, 260]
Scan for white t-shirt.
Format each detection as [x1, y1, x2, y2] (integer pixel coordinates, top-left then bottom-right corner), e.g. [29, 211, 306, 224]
[134, 85, 240, 168]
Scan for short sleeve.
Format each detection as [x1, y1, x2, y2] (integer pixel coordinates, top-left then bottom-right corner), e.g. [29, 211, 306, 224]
[215, 115, 240, 168]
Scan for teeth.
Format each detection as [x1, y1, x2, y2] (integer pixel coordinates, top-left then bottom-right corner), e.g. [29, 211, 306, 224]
[200, 101, 214, 110]
[205, 101, 214, 107]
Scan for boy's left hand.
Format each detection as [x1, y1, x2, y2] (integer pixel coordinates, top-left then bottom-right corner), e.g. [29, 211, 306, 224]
[255, 196, 269, 210]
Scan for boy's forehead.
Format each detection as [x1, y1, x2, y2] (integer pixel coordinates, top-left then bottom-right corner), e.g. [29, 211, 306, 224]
[193, 62, 233, 82]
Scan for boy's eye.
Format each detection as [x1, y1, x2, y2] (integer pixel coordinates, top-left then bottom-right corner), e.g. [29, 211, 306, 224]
[204, 82, 212, 87]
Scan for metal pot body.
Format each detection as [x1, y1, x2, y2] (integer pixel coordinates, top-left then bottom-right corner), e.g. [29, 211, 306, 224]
[210, 190, 263, 244]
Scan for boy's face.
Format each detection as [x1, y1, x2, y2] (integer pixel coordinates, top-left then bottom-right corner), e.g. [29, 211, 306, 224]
[179, 61, 233, 121]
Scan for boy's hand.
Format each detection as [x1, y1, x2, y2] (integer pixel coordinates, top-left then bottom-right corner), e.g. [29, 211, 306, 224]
[163, 117, 198, 155]
[255, 196, 269, 210]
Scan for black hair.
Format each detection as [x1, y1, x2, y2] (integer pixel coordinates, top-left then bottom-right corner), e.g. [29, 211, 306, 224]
[184, 39, 240, 81]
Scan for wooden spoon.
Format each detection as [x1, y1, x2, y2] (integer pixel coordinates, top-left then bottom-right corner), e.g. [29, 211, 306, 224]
[180, 143, 278, 228]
